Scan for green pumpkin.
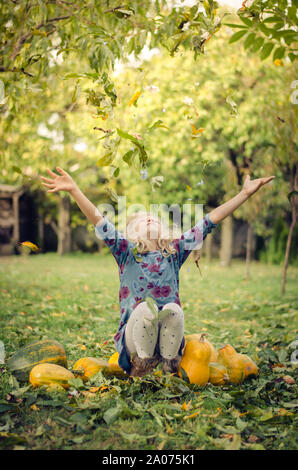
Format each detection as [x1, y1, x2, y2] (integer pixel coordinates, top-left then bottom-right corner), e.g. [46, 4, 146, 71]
[6, 339, 68, 382]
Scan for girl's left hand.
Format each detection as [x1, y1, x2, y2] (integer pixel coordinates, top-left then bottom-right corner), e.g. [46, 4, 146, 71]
[242, 174, 275, 198]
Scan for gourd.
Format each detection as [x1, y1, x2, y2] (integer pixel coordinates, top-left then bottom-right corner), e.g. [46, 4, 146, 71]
[238, 354, 259, 378]
[217, 345, 245, 385]
[178, 337, 211, 385]
[185, 333, 218, 362]
[29, 363, 74, 389]
[6, 339, 68, 382]
[209, 362, 229, 386]
[72, 357, 109, 381]
[107, 352, 126, 377]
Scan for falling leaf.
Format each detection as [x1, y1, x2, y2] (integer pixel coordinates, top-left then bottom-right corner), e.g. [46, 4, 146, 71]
[148, 120, 169, 131]
[97, 151, 115, 167]
[274, 59, 284, 66]
[283, 375, 295, 385]
[30, 404, 40, 411]
[165, 422, 174, 434]
[129, 91, 141, 107]
[105, 187, 119, 203]
[186, 185, 192, 192]
[191, 124, 205, 135]
[183, 410, 200, 420]
[247, 434, 259, 443]
[132, 246, 143, 262]
[20, 241, 39, 252]
[150, 175, 164, 192]
[158, 439, 166, 450]
[226, 94, 239, 117]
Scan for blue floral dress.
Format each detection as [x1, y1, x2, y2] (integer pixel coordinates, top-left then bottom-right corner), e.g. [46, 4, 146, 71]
[94, 213, 217, 375]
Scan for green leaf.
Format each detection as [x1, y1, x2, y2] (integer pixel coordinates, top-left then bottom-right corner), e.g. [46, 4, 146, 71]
[180, 367, 190, 384]
[148, 120, 169, 131]
[251, 37, 264, 53]
[273, 46, 286, 60]
[105, 187, 119, 203]
[239, 17, 253, 27]
[12, 166, 22, 174]
[132, 246, 143, 262]
[244, 33, 256, 50]
[260, 42, 275, 60]
[228, 30, 247, 44]
[68, 378, 84, 389]
[223, 23, 248, 29]
[122, 150, 134, 166]
[97, 151, 115, 167]
[103, 406, 122, 425]
[263, 16, 284, 24]
[145, 296, 159, 321]
[113, 167, 120, 178]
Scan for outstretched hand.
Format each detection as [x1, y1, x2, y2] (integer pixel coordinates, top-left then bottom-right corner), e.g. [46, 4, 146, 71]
[40, 167, 76, 193]
[242, 174, 275, 198]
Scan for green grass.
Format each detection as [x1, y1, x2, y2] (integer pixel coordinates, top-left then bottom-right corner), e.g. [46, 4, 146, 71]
[0, 252, 297, 450]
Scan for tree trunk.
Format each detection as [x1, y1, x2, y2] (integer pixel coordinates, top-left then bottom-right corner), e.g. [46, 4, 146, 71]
[37, 211, 44, 252]
[220, 215, 233, 267]
[57, 194, 71, 255]
[281, 169, 297, 295]
[12, 193, 20, 243]
[204, 231, 213, 262]
[245, 224, 253, 280]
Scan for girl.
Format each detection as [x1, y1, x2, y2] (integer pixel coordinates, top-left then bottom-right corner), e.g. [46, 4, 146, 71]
[41, 167, 274, 377]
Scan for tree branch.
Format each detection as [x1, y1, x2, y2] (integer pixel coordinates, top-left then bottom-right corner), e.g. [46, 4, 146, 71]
[11, 15, 72, 63]
[0, 66, 34, 77]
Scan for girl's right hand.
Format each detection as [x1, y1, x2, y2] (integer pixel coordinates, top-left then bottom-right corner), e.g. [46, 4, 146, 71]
[40, 167, 77, 193]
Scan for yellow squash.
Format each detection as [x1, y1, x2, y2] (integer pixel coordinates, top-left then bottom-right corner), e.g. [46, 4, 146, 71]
[107, 352, 126, 377]
[217, 345, 245, 385]
[72, 357, 109, 381]
[185, 333, 218, 362]
[178, 337, 211, 385]
[29, 363, 74, 389]
[209, 362, 229, 386]
[238, 354, 259, 378]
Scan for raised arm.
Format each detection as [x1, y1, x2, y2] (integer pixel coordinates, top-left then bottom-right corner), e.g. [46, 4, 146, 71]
[40, 167, 103, 226]
[208, 174, 275, 225]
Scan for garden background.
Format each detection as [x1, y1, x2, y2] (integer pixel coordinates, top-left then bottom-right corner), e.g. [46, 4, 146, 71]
[0, 0, 297, 450]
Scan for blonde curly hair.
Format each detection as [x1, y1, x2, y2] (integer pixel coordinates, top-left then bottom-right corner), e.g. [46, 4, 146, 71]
[125, 211, 178, 258]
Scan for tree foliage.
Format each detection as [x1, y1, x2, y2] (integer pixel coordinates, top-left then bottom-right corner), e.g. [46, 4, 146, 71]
[225, 0, 298, 63]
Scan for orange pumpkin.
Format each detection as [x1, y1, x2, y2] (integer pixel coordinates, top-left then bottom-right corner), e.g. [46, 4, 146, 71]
[217, 345, 245, 385]
[185, 333, 218, 362]
[209, 362, 229, 386]
[29, 363, 74, 389]
[178, 337, 211, 385]
[107, 352, 126, 377]
[238, 354, 259, 378]
[72, 357, 108, 381]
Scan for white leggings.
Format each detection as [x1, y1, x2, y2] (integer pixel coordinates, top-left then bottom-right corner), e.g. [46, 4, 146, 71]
[124, 301, 184, 360]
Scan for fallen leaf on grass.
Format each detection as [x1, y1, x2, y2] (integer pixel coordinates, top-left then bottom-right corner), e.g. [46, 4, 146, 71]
[20, 241, 39, 252]
[282, 375, 295, 385]
[183, 410, 200, 420]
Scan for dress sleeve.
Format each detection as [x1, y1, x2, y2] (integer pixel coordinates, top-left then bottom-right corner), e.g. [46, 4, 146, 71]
[94, 216, 132, 266]
[173, 213, 217, 269]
